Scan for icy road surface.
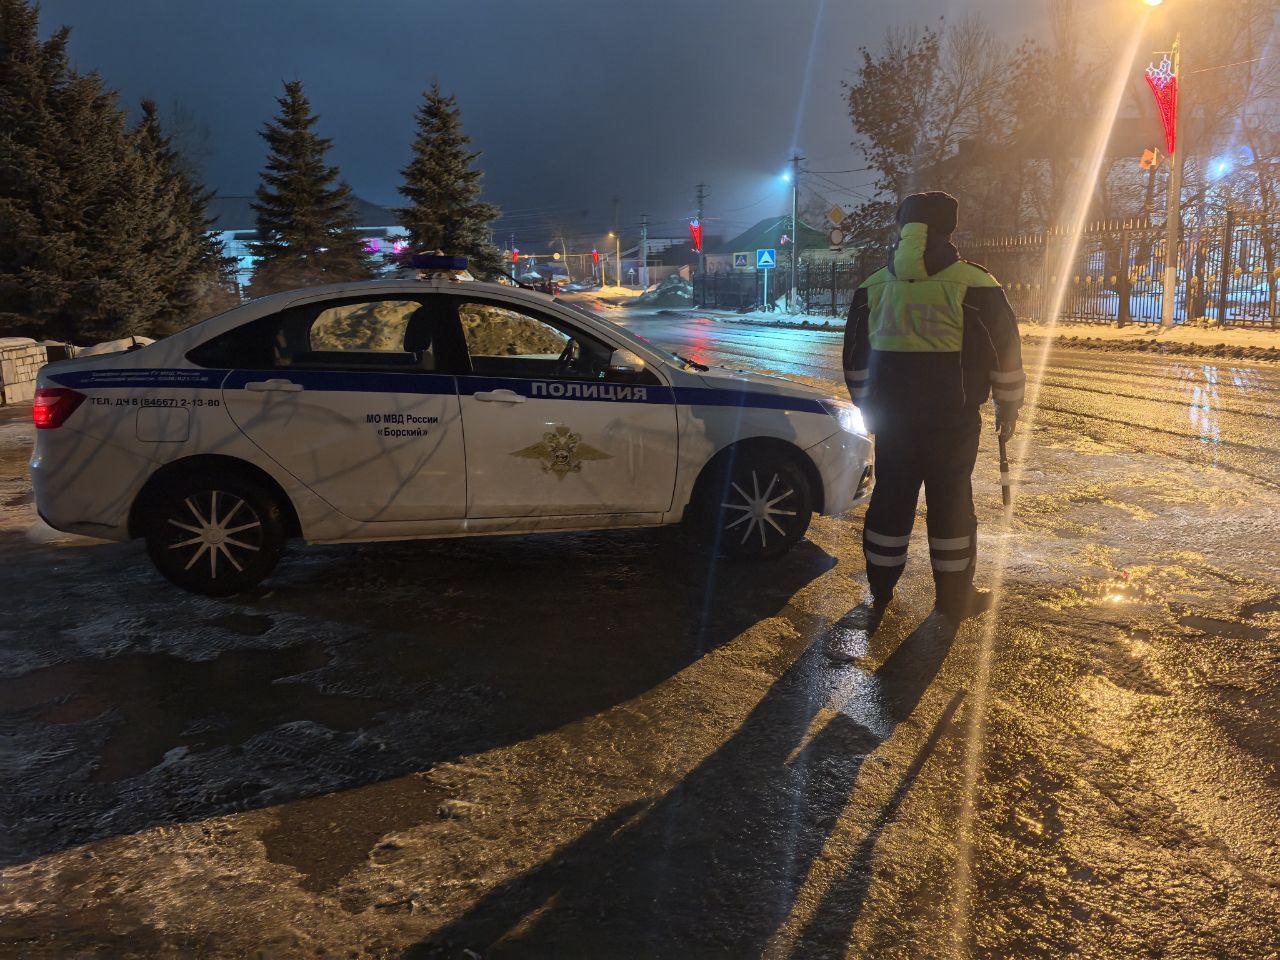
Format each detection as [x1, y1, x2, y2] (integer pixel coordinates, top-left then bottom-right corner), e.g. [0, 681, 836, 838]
[1, 318, 1278, 959]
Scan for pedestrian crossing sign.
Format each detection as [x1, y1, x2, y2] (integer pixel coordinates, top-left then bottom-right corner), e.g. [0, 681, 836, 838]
[756, 248, 777, 269]
[732, 252, 751, 269]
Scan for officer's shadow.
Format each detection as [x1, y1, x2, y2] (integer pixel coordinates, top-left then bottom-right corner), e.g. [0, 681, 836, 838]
[409, 607, 964, 958]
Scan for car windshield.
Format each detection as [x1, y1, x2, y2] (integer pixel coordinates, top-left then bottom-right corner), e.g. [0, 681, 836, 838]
[553, 297, 709, 371]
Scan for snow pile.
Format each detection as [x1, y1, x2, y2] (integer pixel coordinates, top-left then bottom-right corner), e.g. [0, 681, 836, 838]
[77, 336, 155, 357]
[632, 275, 693, 307]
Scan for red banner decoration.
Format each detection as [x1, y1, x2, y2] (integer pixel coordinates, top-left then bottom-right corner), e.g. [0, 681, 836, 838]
[688, 219, 703, 253]
[1145, 55, 1178, 156]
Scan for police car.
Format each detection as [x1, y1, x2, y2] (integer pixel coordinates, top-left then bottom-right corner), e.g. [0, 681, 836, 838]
[31, 258, 872, 595]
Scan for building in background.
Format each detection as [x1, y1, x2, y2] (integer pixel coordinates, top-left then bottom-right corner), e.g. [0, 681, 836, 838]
[703, 215, 829, 273]
[207, 195, 408, 296]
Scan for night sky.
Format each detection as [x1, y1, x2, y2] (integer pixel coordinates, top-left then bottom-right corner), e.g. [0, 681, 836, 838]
[39, 0, 1036, 246]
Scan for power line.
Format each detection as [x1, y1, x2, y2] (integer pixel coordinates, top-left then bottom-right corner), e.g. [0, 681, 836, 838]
[804, 166, 875, 175]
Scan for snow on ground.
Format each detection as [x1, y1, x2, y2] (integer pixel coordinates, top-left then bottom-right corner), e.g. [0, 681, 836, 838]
[1045, 319, 1279, 348]
[594, 285, 643, 299]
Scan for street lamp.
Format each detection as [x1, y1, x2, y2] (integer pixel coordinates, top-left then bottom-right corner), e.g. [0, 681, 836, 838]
[607, 232, 621, 288]
[1144, 5, 1182, 328]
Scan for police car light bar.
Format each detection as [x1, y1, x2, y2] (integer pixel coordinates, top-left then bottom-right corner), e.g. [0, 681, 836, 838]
[409, 254, 468, 271]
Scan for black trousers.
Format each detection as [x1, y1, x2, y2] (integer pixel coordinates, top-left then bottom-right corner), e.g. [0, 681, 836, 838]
[862, 413, 981, 610]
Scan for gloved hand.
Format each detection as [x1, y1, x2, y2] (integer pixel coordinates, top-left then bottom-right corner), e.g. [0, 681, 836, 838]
[997, 417, 1017, 442]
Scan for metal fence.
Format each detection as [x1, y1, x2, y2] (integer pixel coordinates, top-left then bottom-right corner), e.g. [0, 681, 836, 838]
[695, 213, 1280, 327]
[965, 212, 1279, 328]
[694, 250, 883, 317]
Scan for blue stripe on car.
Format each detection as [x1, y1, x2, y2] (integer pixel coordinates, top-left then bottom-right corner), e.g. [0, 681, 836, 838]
[458, 376, 676, 404]
[51, 367, 828, 414]
[222, 369, 457, 395]
[49, 368, 230, 390]
[670, 386, 826, 414]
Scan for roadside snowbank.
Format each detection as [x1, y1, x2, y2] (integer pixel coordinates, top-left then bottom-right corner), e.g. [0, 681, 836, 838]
[1036, 321, 1280, 363]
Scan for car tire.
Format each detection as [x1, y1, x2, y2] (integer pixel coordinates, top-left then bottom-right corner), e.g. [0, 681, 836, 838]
[142, 470, 287, 596]
[693, 448, 814, 560]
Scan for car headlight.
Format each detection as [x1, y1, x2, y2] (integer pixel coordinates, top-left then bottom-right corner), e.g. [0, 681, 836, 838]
[818, 398, 867, 437]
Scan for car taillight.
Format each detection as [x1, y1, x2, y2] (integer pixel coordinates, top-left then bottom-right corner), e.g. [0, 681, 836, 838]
[32, 387, 87, 429]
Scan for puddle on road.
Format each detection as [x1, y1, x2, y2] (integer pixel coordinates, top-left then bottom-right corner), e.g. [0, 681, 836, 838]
[1240, 595, 1280, 620]
[260, 774, 452, 898]
[0, 640, 388, 783]
[206, 612, 275, 636]
[1041, 568, 1162, 612]
[1177, 614, 1271, 642]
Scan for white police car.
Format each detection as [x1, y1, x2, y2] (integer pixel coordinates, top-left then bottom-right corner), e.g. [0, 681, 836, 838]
[31, 260, 872, 595]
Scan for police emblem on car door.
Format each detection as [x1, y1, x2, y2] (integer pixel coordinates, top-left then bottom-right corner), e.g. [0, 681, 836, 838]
[511, 425, 612, 479]
[450, 297, 679, 519]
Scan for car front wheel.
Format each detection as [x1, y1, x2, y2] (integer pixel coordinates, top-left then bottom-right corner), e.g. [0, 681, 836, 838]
[143, 471, 287, 596]
[695, 450, 814, 560]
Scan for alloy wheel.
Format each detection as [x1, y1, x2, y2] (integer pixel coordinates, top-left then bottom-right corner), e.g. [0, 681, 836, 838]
[163, 489, 264, 580]
[721, 470, 799, 549]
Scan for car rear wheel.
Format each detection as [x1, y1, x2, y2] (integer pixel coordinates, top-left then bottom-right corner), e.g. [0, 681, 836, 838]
[694, 449, 814, 560]
[143, 471, 287, 596]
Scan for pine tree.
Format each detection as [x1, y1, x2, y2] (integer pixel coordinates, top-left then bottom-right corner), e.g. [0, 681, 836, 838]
[134, 100, 237, 331]
[0, 0, 85, 339]
[396, 82, 503, 276]
[247, 81, 373, 297]
[0, 0, 227, 341]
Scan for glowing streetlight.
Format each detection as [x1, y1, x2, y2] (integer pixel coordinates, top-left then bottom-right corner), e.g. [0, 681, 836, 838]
[1143, 0, 1163, 7]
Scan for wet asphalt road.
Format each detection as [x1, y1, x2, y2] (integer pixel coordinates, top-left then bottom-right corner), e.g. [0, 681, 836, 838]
[2, 316, 1279, 959]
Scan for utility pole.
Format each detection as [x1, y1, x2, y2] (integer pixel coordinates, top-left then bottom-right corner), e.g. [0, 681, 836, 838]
[789, 154, 804, 315]
[639, 214, 649, 289]
[695, 183, 707, 277]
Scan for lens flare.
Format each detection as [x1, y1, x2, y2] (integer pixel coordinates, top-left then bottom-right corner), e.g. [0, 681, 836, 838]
[947, 21, 1150, 958]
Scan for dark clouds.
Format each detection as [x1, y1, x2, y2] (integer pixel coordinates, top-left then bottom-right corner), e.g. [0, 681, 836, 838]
[39, 0, 1032, 244]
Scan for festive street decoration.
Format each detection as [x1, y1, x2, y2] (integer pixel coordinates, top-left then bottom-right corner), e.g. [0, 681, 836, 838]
[1145, 54, 1178, 156]
[688, 219, 703, 253]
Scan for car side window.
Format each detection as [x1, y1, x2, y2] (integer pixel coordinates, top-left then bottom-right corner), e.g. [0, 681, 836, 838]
[455, 300, 654, 384]
[287, 298, 432, 370]
[188, 298, 441, 372]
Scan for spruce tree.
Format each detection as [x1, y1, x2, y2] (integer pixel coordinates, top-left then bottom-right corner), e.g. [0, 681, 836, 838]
[0, 0, 86, 339]
[0, 0, 225, 341]
[396, 82, 503, 276]
[248, 81, 373, 297]
[134, 100, 237, 331]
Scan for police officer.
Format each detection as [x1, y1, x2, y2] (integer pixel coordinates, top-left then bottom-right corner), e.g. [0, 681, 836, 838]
[843, 192, 1024, 625]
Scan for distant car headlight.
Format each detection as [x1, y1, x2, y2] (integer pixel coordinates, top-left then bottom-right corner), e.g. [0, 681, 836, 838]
[818, 398, 867, 437]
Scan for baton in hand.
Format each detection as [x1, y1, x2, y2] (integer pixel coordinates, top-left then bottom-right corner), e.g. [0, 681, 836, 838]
[998, 436, 1012, 509]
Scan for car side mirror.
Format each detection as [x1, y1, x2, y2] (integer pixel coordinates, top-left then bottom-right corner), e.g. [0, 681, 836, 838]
[607, 348, 645, 380]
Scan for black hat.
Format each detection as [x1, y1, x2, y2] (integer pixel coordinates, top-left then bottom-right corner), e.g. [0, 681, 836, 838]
[896, 192, 959, 238]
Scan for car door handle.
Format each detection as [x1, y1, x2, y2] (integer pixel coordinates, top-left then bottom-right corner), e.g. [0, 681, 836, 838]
[245, 379, 304, 393]
[474, 390, 526, 403]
